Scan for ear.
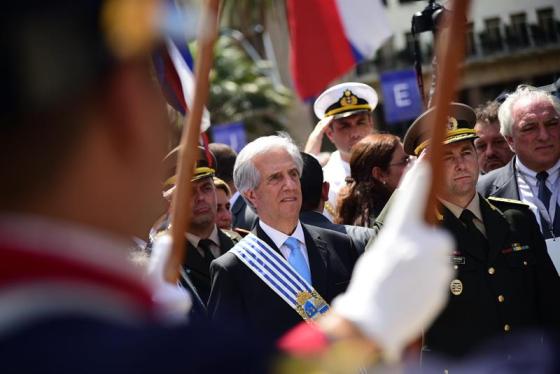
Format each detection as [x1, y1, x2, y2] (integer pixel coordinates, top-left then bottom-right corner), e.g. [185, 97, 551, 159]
[505, 135, 515, 152]
[324, 123, 335, 143]
[371, 166, 385, 181]
[321, 181, 330, 201]
[243, 189, 258, 211]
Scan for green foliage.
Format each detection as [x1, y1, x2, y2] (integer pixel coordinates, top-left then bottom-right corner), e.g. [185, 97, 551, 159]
[206, 35, 292, 139]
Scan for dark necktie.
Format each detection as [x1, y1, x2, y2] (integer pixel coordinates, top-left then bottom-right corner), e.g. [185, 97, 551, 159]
[198, 239, 215, 270]
[536, 171, 559, 239]
[459, 209, 488, 258]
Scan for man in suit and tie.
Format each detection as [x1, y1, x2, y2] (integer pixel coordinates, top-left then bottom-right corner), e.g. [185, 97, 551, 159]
[478, 86, 560, 238]
[178, 147, 240, 305]
[402, 103, 560, 363]
[208, 135, 359, 340]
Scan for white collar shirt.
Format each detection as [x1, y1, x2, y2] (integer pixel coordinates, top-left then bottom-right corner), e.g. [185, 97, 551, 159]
[322, 150, 350, 220]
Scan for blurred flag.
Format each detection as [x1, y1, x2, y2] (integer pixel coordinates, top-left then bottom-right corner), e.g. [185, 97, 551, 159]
[153, 0, 210, 132]
[287, 0, 392, 100]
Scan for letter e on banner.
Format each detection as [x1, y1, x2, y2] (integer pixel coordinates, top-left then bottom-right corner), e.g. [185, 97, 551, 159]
[380, 69, 423, 124]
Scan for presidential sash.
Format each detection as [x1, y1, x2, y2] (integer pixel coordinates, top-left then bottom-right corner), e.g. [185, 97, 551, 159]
[230, 233, 329, 322]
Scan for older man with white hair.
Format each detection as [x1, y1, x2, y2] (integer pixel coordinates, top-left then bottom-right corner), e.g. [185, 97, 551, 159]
[478, 86, 560, 239]
[207, 134, 359, 340]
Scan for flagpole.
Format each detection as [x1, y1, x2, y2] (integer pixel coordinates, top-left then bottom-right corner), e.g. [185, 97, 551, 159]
[424, 0, 470, 224]
[165, 0, 221, 283]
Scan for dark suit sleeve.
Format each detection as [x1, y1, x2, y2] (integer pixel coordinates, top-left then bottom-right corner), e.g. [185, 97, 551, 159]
[207, 256, 248, 329]
[526, 211, 560, 327]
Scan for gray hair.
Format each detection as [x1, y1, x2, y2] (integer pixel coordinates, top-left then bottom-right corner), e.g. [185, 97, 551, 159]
[233, 133, 303, 209]
[498, 86, 560, 137]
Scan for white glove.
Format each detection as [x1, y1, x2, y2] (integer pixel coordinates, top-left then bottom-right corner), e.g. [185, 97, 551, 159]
[332, 161, 455, 362]
[148, 234, 192, 324]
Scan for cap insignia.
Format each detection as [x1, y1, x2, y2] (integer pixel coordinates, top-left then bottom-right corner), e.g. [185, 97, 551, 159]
[340, 90, 358, 107]
[447, 116, 458, 131]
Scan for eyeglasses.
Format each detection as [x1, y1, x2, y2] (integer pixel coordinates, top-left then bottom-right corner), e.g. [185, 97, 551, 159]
[389, 156, 411, 167]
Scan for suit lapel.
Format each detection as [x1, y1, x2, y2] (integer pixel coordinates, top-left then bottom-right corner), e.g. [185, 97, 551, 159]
[480, 196, 509, 264]
[217, 229, 235, 255]
[492, 159, 520, 199]
[302, 225, 329, 298]
[441, 206, 486, 262]
[231, 194, 245, 215]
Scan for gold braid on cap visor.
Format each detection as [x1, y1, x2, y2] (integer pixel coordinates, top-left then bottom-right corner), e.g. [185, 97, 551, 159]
[413, 128, 477, 156]
[324, 104, 372, 118]
[163, 167, 216, 188]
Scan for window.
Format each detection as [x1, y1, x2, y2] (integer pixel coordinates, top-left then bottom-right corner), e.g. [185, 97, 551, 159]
[508, 12, 529, 47]
[537, 7, 557, 42]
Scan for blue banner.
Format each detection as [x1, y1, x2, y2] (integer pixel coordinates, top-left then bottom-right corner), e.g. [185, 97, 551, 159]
[211, 122, 247, 153]
[380, 69, 423, 124]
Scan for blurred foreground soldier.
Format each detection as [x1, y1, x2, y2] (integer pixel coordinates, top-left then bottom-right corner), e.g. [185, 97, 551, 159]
[0, 2, 456, 372]
[403, 103, 560, 364]
[474, 100, 514, 174]
[478, 87, 560, 239]
[299, 152, 376, 254]
[306, 82, 378, 220]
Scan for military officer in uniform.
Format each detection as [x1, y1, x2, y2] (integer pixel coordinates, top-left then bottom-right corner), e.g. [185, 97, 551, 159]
[402, 103, 560, 363]
[162, 146, 241, 305]
[305, 82, 378, 220]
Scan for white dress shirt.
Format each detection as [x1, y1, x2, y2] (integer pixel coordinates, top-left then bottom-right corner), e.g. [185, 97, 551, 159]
[322, 150, 350, 220]
[516, 157, 560, 230]
[258, 219, 310, 267]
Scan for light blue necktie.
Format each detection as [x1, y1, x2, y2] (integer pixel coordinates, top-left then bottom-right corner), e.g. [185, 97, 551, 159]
[284, 237, 311, 284]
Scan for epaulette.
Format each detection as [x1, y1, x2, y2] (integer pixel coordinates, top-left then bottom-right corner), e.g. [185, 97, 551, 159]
[232, 227, 251, 238]
[487, 196, 529, 208]
[222, 228, 243, 242]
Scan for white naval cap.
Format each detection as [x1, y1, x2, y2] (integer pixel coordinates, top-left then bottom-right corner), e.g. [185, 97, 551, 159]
[313, 82, 378, 120]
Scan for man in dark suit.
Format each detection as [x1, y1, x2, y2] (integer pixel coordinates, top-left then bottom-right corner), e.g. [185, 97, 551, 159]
[299, 152, 377, 254]
[478, 87, 560, 238]
[208, 135, 359, 340]
[402, 103, 560, 363]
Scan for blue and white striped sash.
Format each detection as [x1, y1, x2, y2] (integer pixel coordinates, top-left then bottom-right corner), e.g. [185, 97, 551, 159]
[230, 233, 329, 322]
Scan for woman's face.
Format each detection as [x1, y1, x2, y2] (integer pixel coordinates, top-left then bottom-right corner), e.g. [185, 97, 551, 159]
[382, 143, 409, 191]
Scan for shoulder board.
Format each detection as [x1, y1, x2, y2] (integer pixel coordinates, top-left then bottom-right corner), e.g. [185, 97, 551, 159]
[487, 196, 529, 208]
[232, 227, 251, 238]
[222, 229, 243, 242]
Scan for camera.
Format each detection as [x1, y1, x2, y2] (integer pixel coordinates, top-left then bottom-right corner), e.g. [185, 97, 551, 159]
[411, 0, 449, 34]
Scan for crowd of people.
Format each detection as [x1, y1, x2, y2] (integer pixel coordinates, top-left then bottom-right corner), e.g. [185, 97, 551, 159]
[2, 1, 560, 373]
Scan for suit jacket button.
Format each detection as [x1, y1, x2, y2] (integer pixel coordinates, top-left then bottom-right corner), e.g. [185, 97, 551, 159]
[504, 324, 511, 332]
[488, 267, 495, 275]
[498, 295, 505, 302]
